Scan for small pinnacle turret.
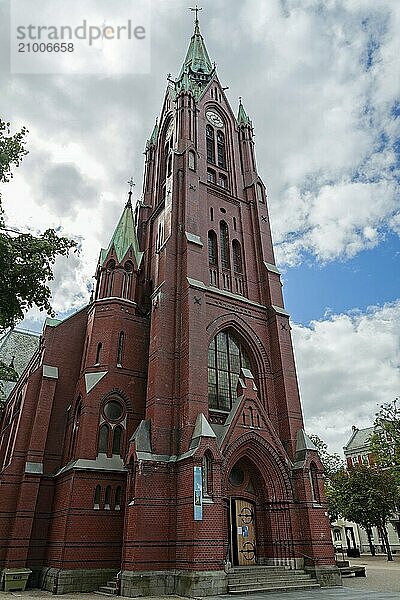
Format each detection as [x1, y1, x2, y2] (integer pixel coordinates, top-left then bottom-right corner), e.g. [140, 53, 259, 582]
[100, 189, 143, 267]
[237, 97, 252, 127]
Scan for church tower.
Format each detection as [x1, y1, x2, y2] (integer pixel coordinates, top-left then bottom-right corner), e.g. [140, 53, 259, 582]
[0, 11, 340, 596]
[121, 12, 339, 595]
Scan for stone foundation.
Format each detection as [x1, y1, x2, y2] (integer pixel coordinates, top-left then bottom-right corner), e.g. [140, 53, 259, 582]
[39, 568, 118, 594]
[120, 569, 227, 597]
[304, 564, 342, 587]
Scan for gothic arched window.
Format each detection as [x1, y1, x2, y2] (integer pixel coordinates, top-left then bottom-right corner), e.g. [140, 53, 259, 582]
[122, 262, 133, 299]
[95, 342, 102, 365]
[310, 462, 321, 504]
[219, 221, 230, 269]
[208, 330, 251, 411]
[98, 424, 109, 454]
[206, 125, 215, 163]
[117, 331, 124, 367]
[217, 131, 226, 169]
[202, 451, 213, 496]
[188, 150, 196, 170]
[69, 400, 81, 460]
[105, 485, 111, 510]
[232, 240, 243, 273]
[105, 260, 115, 297]
[94, 485, 101, 509]
[115, 486, 122, 510]
[112, 426, 123, 456]
[208, 230, 217, 265]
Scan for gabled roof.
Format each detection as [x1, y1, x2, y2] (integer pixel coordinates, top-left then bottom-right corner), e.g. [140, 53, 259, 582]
[343, 426, 374, 454]
[0, 329, 40, 399]
[100, 196, 143, 267]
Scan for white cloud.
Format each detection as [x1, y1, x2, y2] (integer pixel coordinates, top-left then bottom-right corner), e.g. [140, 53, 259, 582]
[292, 301, 400, 454]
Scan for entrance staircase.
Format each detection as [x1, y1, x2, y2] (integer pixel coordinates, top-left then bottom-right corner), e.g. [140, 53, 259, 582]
[94, 576, 119, 596]
[227, 565, 320, 594]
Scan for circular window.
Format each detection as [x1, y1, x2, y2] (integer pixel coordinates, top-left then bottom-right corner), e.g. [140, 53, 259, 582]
[103, 400, 123, 421]
[229, 465, 244, 486]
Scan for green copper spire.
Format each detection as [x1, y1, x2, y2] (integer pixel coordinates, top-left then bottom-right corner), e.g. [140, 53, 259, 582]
[179, 13, 213, 78]
[175, 8, 215, 100]
[237, 97, 252, 126]
[100, 186, 143, 268]
[146, 118, 159, 149]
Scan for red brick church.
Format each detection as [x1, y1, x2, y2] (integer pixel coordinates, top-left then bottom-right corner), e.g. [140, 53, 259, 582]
[0, 14, 340, 596]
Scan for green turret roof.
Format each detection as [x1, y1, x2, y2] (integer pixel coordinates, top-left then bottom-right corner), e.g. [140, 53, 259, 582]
[100, 195, 143, 267]
[237, 98, 252, 126]
[179, 18, 213, 78]
[175, 16, 215, 100]
[146, 118, 159, 149]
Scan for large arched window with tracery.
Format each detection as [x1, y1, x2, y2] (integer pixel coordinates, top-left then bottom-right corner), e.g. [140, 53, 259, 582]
[208, 330, 251, 411]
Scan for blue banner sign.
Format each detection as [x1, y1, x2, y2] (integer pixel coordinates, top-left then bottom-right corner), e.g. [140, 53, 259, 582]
[194, 466, 203, 521]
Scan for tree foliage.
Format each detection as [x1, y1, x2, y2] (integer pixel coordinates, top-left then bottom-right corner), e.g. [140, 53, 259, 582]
[0, 119, 77, 410]
[309, 433, 344, 478]
[329, 464, 399, 560]
[370, 398, 400, 476]
[0, 119, 77, 333]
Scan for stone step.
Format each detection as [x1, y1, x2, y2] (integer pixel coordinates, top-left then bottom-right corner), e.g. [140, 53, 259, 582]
[106, 581, 118, 589]
[228, 575, 313, 585]
[97, 586, 118, 595]
[228, 583, 320, 594]
[228, 576, 314, 589]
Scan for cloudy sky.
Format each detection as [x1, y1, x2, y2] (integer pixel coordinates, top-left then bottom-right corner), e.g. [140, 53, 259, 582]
[1, 0, 399, 454]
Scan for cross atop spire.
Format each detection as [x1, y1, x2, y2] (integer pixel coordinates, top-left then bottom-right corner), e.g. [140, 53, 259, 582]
[127, 177, 135, 206]
[189, 4, 203, 33]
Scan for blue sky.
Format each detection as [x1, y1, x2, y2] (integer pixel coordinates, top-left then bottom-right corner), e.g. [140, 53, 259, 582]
[283, 232, 400, 325]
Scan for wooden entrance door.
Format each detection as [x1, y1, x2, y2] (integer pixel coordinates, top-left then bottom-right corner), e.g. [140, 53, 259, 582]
[235, 499, 256, 565]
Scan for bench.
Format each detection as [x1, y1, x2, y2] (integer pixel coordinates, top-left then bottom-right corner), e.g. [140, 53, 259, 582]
[340, 565, 366, 577]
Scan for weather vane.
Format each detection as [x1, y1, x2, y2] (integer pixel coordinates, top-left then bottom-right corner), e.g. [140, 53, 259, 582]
[189, 5, 202, 22]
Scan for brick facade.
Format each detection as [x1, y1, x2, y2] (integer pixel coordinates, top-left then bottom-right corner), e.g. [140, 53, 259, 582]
[0, 17, 339, 595]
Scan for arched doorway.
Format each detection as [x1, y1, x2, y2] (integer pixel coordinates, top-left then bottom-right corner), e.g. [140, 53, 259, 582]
[227, 457, 264, 566]
[225, 446, 295, 568]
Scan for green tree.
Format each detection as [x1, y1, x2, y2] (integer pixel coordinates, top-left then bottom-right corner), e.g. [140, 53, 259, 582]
[309, 433, 344, 478]
[370, 398, 400, 477]
[0, 119, 77, 410]
[331, 465, 399, 560]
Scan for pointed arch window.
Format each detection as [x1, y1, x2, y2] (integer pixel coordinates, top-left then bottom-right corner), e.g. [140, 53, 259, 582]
[69, 400, 81, 460]
[206, 125, 215, 163]
[208, 330, 251, 411]
[219, 221, 230, 270]
[217, 131, 226, 169]
[232, 240, 243, 273]
[117, 331, 124, 367]
[188, 150, 196, 170]
[202, 451, 213, 497]
[112, 426, 123, 456]
[106, 260, 115, 297]
[256, 182, 265, 204]
[95, 342, 102, 365]
[115, 486, 122, 510]
[122, 262, 133, 299]
[105, 485, 111, 510]
[310, 462, 321, 504]
[94, 485, 101, 510]
[98, 424, 109, 454]
[208, 231, 217, 265]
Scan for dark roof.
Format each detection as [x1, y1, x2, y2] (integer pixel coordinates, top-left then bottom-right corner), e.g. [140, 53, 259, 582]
[0, 329, 40, 399]
[343, 426, 374, 454]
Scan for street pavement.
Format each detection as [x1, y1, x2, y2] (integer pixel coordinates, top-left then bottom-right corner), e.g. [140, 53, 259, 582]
[0, 555, 399, 599]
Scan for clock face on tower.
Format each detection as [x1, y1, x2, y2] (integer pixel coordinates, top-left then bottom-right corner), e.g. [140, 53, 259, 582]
[206, 110, 223, 128]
